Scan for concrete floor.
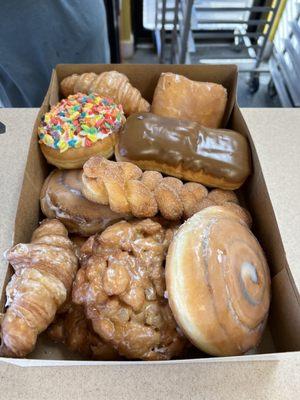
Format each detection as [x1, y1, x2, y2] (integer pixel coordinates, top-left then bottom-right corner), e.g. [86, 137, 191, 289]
[125, 45, 281, 107]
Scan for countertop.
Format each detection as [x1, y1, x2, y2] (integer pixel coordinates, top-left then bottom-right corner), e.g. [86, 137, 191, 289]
[0, 108, 299, 400]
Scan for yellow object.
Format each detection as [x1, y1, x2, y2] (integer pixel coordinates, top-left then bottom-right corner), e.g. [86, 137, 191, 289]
[120, 0, 132, 42]
[264, 0, 287, 41]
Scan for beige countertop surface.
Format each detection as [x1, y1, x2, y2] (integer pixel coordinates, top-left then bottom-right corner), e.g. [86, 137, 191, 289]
[0, 108, 299, 399]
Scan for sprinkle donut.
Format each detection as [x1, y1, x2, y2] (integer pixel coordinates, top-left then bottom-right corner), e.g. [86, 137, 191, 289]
[38, 93, 125, 169]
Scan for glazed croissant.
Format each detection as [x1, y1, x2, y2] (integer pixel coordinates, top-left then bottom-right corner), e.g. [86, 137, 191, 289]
[60, 71, 150, 116]
[82, 156, 251, 224]
[0, 219, 78, 357]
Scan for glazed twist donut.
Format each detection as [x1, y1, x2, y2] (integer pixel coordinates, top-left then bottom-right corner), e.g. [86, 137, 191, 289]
[166, 206, 271, 356]
[82, 156, 251, 224]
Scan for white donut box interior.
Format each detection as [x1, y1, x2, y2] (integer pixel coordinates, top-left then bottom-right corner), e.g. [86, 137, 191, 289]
[1, 64, 299, 367]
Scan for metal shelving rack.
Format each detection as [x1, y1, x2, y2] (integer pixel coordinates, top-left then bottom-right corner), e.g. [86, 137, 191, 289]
[269, 2, 300, 106]
[145, 0, 281, 92]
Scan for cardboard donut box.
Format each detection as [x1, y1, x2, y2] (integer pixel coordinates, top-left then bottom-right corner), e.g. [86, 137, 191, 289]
[0, 64, 299, 366]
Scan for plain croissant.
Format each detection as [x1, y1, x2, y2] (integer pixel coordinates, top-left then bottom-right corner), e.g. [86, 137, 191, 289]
[60, 71, 150, 116]
[81, 156, 251, 224]
[0, 219, 78, 357]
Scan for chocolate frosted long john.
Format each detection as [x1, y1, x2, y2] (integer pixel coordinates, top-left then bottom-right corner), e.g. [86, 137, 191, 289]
[116, 113, 251, 190]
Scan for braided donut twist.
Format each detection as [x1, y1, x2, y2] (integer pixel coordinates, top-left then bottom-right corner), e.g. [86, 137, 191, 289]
[82, 156, 251, 224]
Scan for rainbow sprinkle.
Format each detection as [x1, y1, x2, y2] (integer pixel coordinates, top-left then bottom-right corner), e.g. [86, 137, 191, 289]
[38, 93, 125, 152]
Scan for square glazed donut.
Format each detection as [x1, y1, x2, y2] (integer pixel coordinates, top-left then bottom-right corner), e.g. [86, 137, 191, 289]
[151, 72, 227, 128]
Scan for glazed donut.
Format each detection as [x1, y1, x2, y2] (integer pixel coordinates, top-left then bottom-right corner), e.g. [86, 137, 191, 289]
[47, 304, 119, 360]
[38, 93, 125, 169]
[166, 206, 270, 356]
[151, 72, 227, 128]
[40, 169, 129, 236]
[72, 219, 186, 360]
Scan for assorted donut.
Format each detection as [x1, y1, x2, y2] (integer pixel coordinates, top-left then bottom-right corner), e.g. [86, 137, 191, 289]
[0, 70, 271, 361]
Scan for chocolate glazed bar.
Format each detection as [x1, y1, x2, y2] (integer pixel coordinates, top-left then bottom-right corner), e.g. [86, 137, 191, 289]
[115, 113, 251, 190]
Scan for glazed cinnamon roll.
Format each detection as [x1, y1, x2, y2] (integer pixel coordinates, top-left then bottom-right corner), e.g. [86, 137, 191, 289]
[166, 206, 271, 356]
